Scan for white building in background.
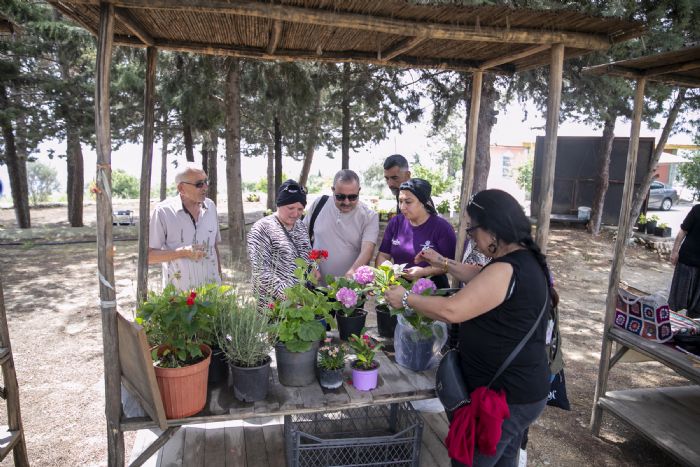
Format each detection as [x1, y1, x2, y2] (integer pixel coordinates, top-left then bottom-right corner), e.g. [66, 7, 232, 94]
[486, 144, 532, 204]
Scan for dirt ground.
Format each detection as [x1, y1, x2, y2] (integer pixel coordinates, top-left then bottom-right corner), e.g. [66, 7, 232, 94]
[0, 203, 689, 466]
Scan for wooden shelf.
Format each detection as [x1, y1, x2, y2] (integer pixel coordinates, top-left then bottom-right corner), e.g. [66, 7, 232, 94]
[598, 386, 700, 466]
[0, 425, 22, 461]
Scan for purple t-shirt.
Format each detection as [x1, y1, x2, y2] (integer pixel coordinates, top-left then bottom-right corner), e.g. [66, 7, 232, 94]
[379, 214, 457, 267]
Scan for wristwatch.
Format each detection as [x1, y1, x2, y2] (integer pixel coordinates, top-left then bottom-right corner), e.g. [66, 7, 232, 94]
[401, 290, 414, 313]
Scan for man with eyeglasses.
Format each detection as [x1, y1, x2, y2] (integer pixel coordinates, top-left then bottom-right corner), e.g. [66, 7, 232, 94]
[304, 169, 379, 283]
[148, 163, 221, 291]
[383, 154, 411, 214]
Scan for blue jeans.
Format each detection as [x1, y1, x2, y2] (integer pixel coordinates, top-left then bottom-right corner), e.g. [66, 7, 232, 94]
[451, 397, 547, 467]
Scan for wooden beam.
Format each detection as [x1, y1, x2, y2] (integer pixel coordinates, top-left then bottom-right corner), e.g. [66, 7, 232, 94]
[94, 3, 124, 466]
[136, 46, 156, 303]
[584, 64, 700, 88]
[454, 70, 483, 271]
[266, 20, 283, 55]
[114, 7, 154, 45]
[51, 1, 98, 35]
[644, 59, 700, 77]
[74, 0, 614, 50]
[112, 36, 488, 72]
[479, 44, 549, 70]
[379, 35, 427, 61]
[590, 76, 647, 436]
[534, 44, 564, 254]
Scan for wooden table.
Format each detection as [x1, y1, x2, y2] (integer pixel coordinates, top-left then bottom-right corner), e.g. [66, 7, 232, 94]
[122, 328, 439, 467]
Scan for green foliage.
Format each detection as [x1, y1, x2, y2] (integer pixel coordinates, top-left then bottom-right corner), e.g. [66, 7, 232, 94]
[515, 159, 533, 194]
[411, 164, 452, 196]
[136, 284, 220, 368]
[318, 342, 346, 370]
[272, 258, 334, 352]
[216, 294, 276, 367]
[361, 162, 388, 196]
[246, 192, 260, 202]
[436, 199, 451, 214]
[348, 332, 382, 370]
[638, 213, 647, 225]
[111, 169, 140, 199]
[367, 261, 409, 308]
[27, 162, 59, 205]
[679, 151, 700, 200]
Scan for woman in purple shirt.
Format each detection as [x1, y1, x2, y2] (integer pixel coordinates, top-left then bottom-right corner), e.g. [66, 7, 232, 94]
[376, 178, 456, 289]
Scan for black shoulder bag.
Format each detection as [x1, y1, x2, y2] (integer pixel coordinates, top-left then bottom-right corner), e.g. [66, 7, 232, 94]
[436, 281, 549, 414]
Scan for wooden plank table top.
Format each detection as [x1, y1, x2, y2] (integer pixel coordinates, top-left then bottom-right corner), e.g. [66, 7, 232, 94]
[122, 331, 438, 431]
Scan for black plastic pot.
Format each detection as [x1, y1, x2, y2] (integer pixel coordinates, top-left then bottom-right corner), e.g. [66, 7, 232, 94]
[336, 309, 367, 341]
[645, 220, 657, 234]
[375, 305, 398, 338]
[396, 333, 434, 371]
[208, 346, 229, 383]
[229, 356, 271, 402]
[275, 341, 319, 387]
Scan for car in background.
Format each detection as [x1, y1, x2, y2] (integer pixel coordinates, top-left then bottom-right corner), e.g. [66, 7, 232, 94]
[112, 209, 134, 226]
[648, 181, 679, 211]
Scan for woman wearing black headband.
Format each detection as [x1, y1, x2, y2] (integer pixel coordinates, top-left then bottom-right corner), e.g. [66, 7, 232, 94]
[375, 178, 456, 288]
[247, 180, 316, 307]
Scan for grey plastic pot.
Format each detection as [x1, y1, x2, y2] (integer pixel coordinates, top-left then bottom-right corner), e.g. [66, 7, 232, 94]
[229, 356, 271, 402]
[275, 341, 320, 387]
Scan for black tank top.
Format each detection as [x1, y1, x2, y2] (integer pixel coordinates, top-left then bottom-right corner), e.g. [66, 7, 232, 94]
[458, 249, 550, 404]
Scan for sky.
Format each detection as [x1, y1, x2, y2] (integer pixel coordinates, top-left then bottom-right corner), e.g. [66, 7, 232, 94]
[0, 97, 697, 204]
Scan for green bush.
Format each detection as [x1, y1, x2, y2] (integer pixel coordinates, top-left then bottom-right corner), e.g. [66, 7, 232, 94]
[516, 159, 533, 194]
[411, 165, 452, 196]
[112, 169, 140, 199]
[27, 162, 60, 206]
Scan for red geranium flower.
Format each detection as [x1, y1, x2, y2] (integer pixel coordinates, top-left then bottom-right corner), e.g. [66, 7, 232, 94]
[186, 296, 195, 306]
[309, 249, 329, 261]
[321, 250, 328, 259]
[267, 302, 275, 309]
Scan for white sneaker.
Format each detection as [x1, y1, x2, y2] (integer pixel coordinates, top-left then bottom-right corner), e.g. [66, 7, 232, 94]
[517, 448, 527, 467]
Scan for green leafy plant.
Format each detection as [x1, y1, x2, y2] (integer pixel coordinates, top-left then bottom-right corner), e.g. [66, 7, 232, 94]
[368, 261, 409, 309]
[273, 257, 334, 352]
[649, 214, 660, 223]
[436, 198, 451, 215]
[348, 332, 383, 370]
[245, 192, 261, 202]
[111, 168, 140, 199]
[637, 213, 647, 225]
[216, 294, 276, 367]
[136, 284, 218, 368]
[658, 222, 669, 229]
[318, 340, 346, 370]
[402, 278, 440, 339]
[27, 162, 60, 205]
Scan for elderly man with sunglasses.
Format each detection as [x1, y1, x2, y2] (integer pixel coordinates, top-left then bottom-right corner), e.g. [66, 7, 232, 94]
[304, 169, 379, 283]
[148, 163, 221, 291]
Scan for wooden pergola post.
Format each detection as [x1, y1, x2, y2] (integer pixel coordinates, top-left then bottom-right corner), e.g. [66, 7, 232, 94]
[534, 43, 565, 254]
[94, 3, 124, 465]
[454, 70, 483, 266]
[590, 76, 647, 434]
[136, 46, 158, 303]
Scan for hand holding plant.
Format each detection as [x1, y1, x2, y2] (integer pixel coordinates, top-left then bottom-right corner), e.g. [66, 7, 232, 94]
[369, 261, 409, 308]
[348, 332, 383, 370]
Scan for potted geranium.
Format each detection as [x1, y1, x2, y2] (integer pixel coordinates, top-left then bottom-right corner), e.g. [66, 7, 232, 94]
[272, 257, 335, 387]
[136, 284, 217, 419]
[394, 278, 447, 371]
[348, 332, 383, 391]
[217, 294, 277, 402]
[317, 339, 346, 389]
[368, 261, 409, 337]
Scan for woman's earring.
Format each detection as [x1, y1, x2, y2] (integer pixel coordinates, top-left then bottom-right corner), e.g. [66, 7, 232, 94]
[487, 242, 497, 255]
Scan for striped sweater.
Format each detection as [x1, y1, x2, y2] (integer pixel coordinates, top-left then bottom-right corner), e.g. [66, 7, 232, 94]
[247, 214, 311, 306]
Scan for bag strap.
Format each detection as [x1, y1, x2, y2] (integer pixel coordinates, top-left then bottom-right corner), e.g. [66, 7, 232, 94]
[275, 216, 302, 258]
[308, 195, 329, 245]
[487, 280, 549, 389]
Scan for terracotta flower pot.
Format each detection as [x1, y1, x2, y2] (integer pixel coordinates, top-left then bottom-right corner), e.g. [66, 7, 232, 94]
[153, 344, 211, 419]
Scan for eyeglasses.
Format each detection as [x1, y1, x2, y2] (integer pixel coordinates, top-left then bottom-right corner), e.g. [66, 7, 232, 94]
[182, 179, 209, 188]
[465, 224, 481, 236]
[334, 194, 359, 201]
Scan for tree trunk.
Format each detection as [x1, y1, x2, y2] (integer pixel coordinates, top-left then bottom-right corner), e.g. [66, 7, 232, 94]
[201, 137, 209, 175]
[66, 128, 84, 227]
[267, 142, 275, 210]
[160, 118, 168, 201]
[589, 116, 616, 235]
[298, 91, 322, 187]
[341, 63, 351, 170]
[225, 58, 247, 264]
[0, 85, 30, 228]
[629, 89, 687, 230]
[463, 74, 498, 194]
[183, 123, 194, 162]
[206, 129, 218, 203]
[274, 115, 282, 192]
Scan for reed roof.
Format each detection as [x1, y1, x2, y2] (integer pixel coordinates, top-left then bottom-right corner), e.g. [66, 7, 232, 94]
[585, 44, 700, 88]
[48, 0, 644, 72]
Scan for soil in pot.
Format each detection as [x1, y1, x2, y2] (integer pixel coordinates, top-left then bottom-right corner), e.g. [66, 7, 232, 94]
[376, 305, 398, 338]
[275, 341, 320, 386]
[229, 356, 271, 402]
[336, 309, 367, 341]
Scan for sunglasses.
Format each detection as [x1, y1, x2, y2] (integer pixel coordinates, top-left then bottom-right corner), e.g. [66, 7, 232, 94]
[334, 193, 359, 201]
[283, 183, 306, 194]
[182, 179, 209, 188]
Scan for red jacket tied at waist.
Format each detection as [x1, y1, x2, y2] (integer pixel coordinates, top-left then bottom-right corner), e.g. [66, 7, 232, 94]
[445, 386, 510, 466]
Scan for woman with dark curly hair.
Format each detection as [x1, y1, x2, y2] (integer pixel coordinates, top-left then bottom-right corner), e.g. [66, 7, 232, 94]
[386, 189, 552, 467]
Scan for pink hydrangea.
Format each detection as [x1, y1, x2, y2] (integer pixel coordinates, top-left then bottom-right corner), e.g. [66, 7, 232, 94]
[336, 287, 358, 309]
[353, 266, 375, 285]
[411, 278, 436, 296]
